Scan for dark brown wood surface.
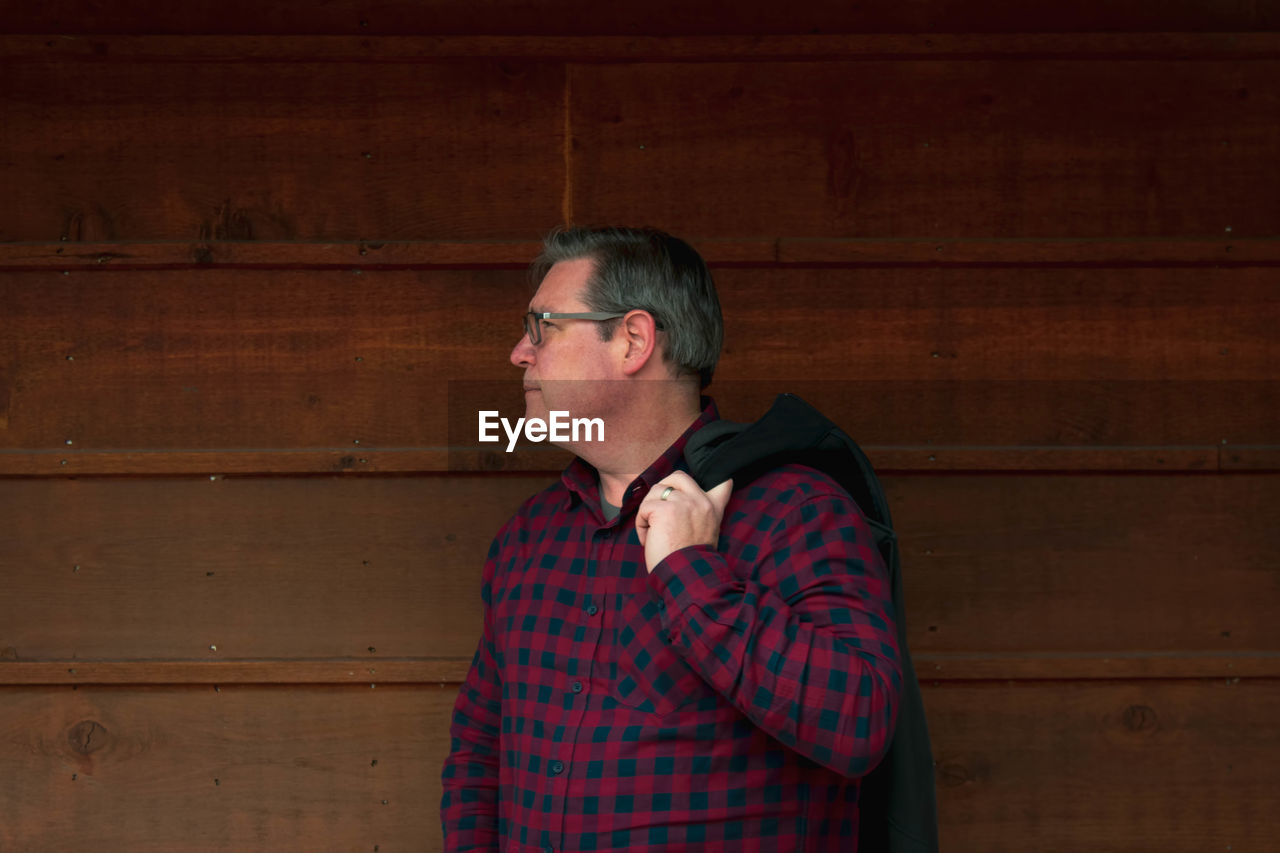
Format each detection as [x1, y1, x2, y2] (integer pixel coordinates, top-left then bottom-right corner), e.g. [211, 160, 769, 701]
[0, 57, 564, 242]
[569, 59, 1280, 238]
[3, 1, 1277, 35]
[2, 266, 1274, 470]
[0, 680, 1274, 851]
[927, 679, 1279, 851]
[3, 236, 1280, 268]
[0, 684, 453, 852]
[2, 14, 1277, 852]
[1, 474, 1275, 668]
[4, 47, 1278, 242]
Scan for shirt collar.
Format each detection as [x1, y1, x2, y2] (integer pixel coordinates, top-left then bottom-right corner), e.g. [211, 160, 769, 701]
[561, 396, 720, 516]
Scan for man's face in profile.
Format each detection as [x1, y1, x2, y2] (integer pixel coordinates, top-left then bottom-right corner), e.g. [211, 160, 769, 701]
[510, 258, 619, 441]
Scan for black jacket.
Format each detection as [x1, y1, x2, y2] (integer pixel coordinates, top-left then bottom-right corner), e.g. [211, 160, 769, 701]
[685, 393, 939, 853]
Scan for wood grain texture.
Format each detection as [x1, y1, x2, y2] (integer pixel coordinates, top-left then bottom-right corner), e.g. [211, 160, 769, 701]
[1223, 445, 1280, 470]
[888, 474, 1280, 656]
[1, 267, 1274, 468]
[0, 475, 546, 662]
[0, 445, 1245, 477]
[0, 240, 548, 268]
[1, 474, 1276, 666]
[0, 8, 1275, 850]
[0, 680, 1275, 851]
[0, 268, 522, 455]
[928, 679, 1278, 851]
[773, 236, 1280, 264]
[0, 57, 563, 242]
[10, 652, 1280, 686]
[5, 47, 1277, 244]
[0, 684, 453, 852]
[570, 59, 1280, 238]
[5, 34, 1280, 62]
[6, 237, 1280, 268]
[709, 266, 1280, 382]
[2, 2, 1278, 35]
[1, 659, 474, 685]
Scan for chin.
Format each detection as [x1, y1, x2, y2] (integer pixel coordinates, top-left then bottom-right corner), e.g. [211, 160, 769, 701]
[523, 394, 548, 424]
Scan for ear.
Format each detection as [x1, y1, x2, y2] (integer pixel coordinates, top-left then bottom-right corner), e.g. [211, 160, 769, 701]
[617, 309, 660, 376]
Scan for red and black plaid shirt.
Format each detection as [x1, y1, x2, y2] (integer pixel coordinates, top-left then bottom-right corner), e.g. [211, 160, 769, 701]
[442, 400, 901, 852]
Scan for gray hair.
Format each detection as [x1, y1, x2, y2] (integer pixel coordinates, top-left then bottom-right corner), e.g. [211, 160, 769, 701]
[529, 226, 723, 388]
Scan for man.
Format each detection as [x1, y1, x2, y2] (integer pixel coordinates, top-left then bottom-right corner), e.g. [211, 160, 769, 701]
[442, 227, 901, 852]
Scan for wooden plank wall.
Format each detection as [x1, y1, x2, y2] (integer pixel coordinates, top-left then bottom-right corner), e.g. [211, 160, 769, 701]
[2, 3, 1278, 850]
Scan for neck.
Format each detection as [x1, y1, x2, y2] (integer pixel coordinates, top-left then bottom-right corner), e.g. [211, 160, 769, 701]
[574, 385, 702, 507]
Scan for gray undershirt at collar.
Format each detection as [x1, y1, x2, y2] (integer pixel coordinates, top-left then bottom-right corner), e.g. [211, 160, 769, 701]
[599, 476, 621, 521]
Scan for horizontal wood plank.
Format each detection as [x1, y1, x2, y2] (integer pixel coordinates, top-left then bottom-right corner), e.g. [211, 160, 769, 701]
[710, 266, 1280, 382]
[0, 57, 564, 242]
[929, 679, 1278, 851]
[4, 3, 1279, 36]
[0, 268, 521, 455]
[5, 34, 1280, 61]
[0, 659, 474, 685]
[774, 237, 1280, 265]
[0, 445, 1245, 476]
[0, 684, 453, 852]
[5, 652, 1280, 686]
[2, 267, 1275, 467]
[1, 680, 1276, 850]
[5, 47, 1279, 243]
[918, 652, 1280, 680]
[1, 474, 1276, 663]
[0, 476, 540, 662]
[890, 473, 1280, 656]
[571, 59, 1280, 238]
[0, 240, 547, 268]
[7, 238, 1280, 268]
[1222, 445, 1280, 470]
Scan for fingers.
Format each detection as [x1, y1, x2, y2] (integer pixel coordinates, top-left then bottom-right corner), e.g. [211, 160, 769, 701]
[656, 470, 700, 495]
[706, 479, 734, 513]
[634, 473, 736, 573]
[637, 473, 734, 532]
[642, 470, 707, 509]
[634, 484, 666, 550]
[638, 472, 733, 518]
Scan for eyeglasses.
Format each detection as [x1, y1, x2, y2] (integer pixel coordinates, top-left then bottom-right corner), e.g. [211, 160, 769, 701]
[523, 310, 663, 346]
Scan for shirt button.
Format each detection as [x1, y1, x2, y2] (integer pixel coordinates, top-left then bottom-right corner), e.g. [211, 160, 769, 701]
[585, 604, 598, 616]
[550, 760, 564, 775]
[571, 681, 583, 693]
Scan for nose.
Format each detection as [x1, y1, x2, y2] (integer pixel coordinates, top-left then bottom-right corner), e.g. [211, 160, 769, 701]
[510, 333, 535, 369]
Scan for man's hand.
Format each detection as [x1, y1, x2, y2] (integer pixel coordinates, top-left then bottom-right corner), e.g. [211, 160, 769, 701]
[635, 471, 734, 573]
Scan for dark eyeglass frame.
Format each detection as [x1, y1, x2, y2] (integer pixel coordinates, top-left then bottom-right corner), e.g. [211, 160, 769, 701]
[522, 310, 662, 346]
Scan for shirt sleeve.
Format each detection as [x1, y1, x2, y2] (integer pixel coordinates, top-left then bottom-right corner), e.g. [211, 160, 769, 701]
[648, 490, 902, 779]
[440, 533, 506, 852]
